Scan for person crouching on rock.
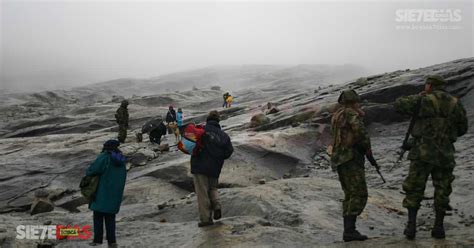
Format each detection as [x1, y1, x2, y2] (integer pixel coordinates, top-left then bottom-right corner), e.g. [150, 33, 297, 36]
[330, 89, 370, 242]
[191, 111, 234, 227]
[86, 140, 127, 247]
[149, 121, 167, 145]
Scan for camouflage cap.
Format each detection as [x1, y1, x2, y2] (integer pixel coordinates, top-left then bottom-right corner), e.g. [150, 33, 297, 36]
[425, 75, 446, 86]
[338, 89, 361, 104]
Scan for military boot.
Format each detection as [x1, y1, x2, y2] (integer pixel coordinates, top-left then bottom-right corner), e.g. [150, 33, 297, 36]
[431, 210, 446, 239]
[343, 215, 368, 242]
[404, 208, 417, 240]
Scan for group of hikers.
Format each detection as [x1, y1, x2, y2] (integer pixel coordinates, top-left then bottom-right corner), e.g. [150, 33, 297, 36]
[116, 104, 184, 145]
[83, 75, 468, 246]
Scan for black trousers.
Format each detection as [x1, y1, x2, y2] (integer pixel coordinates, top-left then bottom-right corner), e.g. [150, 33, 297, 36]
[93, 211, 116, 244]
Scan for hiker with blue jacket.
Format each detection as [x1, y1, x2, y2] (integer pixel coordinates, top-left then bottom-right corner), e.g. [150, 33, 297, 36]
[86, 140, 127, 247]
[177, 108, 184, 134]
[191, 111, 234, 227]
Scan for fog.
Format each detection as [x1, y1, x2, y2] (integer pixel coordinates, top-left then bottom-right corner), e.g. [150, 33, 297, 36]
[1, 0, 472, 92]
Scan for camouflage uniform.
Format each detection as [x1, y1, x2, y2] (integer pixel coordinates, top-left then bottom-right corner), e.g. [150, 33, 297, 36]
[330, 89, 370, 242]
[394, 80, 468, 211]
[394, 75, 468, 239]
[331, 106, 370, 216]
[115, 100, 129, 143]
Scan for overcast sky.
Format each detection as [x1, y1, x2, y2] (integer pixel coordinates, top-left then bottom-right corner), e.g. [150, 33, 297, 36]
[1, 0, 472, 91]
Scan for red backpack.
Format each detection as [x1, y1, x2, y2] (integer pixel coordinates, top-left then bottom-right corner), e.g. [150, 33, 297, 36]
[178, 123, 206, 155]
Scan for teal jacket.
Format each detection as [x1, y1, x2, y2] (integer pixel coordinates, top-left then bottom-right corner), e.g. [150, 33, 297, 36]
[177, 112, 183, 127]
[86, 151, 127, 214]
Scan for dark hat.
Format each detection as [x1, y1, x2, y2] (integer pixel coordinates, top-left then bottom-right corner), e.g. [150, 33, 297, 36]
[207, 110, 221, 122]
[338, 89, 361, 104]
[103, 139, 120, 150]
[121, 100, 129, 106]
[425, 75, 446, 86]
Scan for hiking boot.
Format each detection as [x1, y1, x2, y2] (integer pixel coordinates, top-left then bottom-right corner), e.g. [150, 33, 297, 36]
[213, 209, 222, 220]
[89, 242, 102, 246]
[108, 243, 118, 248]
[198, 221, 214, 227]
[343, 215, 368, 242]
[431, 210, 446, 239]
[404, 208, 417, 240]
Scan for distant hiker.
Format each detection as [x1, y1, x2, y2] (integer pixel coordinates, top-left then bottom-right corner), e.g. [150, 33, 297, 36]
[329, 89, 370, 242]
[166, 105, 177, 134]
[115, 100, 129, 143]
[191, 111, 234, 227]
[166, 105, 177, 123]
[394, 75, 468, 240]
[222, 92, 230, 108]
[226, 94, 233, 108]
[177, 108, 184, 134]
[86, 140, 127, 247]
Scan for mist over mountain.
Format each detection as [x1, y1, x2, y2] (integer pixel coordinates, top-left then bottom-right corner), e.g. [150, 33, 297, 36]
[86, 64, 367, 94]
[0, 64, 367, 105]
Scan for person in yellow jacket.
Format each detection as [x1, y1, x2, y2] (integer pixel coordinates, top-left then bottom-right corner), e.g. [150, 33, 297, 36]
[226, 95, 233, 108]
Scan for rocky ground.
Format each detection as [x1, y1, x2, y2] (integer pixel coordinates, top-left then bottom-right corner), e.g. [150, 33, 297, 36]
[0, 58, 473, 247]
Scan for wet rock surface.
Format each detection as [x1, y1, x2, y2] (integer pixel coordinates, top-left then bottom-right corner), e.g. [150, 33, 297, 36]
[0, 58, 473, 247]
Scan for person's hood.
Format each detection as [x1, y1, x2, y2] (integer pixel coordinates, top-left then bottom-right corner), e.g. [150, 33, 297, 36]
[110, 151, 126, 166]
[206, 120, 221, 129]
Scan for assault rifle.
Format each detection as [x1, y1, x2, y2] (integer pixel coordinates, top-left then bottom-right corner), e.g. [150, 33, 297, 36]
[366, 152, 386, 183]
[390, 97, 422, 171]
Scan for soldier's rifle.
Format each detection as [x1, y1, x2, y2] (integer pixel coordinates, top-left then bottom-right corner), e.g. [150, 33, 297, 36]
[390, 97, 422, 171]
[366, 152, 386, 183]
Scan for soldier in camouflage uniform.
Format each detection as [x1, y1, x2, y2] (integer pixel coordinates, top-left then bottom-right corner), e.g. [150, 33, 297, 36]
[330, 89, 370, 242]
[115, 100, 129, 143]
[394, 75, 468, 240]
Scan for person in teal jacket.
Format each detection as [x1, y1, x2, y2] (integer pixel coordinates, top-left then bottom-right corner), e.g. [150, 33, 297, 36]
[177, 108, 184, 134]
[86, 140, 127, 247]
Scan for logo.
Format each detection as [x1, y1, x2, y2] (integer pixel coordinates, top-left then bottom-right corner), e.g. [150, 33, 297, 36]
[396, 9, 462, 23]
[16, 225, 92, 240]
[395, 9, 463, 30]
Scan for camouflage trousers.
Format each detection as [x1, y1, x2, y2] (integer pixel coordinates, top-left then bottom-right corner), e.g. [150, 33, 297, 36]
[118, 125, 127, 143]
[337, 160, 368, 217]
[402, 160, 455, 211]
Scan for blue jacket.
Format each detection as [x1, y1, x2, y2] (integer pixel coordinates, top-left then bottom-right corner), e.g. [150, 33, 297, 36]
[176, 112, 183, 127]
[191, 120, 233, 178]
[86, 151, 127, 214]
